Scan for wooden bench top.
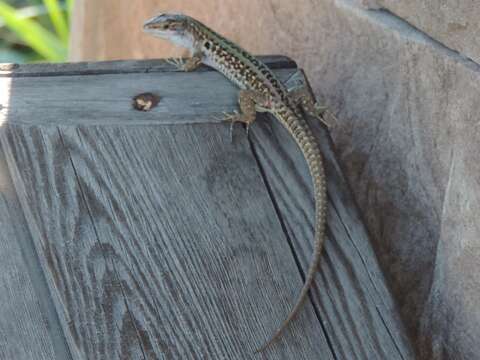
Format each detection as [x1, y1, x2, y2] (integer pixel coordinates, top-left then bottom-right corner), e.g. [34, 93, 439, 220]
[0, 56, 414, 359]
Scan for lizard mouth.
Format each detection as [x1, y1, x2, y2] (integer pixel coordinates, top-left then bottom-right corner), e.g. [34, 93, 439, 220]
[143, 17, 158, 31]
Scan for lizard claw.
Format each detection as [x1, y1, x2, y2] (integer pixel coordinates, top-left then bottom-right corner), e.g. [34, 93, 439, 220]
[166, 57, 186, 71]
[303, 102, 336, 129]
[221, 110, 240, 121]
[223, 111, 240, 143]
[216, 110, 253, 143]
[313, 103, 328, 117]
[318, 108, 338, 129]
[212, 111, 240, 143]
[229, 120, 236, 143]
[312, 104, 333, 129]
[245, 122, 251, 138]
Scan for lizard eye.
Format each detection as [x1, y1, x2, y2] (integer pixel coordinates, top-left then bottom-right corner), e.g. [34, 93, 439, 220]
[164, 22, 181, 31]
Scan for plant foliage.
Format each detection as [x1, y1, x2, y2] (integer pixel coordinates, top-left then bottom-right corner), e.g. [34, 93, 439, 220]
[0, 0, 72, 62]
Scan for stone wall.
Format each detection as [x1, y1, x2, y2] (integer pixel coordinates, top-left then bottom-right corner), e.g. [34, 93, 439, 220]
[357, 0, 480, 64]
[71, 1, 480, 358]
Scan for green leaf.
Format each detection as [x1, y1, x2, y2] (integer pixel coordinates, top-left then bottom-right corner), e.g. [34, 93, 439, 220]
[0, 5, 50, 28]
[42, 0, 68, 43]
[0, 2, 66, 61]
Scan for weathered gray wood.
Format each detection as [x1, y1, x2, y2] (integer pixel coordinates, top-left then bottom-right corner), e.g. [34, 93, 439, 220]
[0, 68, 295, 127]
[0, 57, 414, 359]
[2, 123, 333, 359]
[250, 114, 414, 359]
[1, 125, 150, 360]
[0, 145, 71, 359]
[0, 55, 295, 77]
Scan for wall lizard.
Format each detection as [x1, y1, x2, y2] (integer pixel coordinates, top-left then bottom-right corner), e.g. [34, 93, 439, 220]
[144, 13, 328, 352]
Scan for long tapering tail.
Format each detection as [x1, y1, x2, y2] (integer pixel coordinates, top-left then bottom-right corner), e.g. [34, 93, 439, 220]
[256, 108, 327, 353]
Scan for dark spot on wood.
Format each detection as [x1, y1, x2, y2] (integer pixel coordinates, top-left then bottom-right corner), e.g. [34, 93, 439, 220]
[132, 93, 160, 112]
[204, 41, 211, 50]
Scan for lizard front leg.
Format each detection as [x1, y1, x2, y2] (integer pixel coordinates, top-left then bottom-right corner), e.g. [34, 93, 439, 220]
[223, 90, 267, 140]
[167, 52, 203, 72]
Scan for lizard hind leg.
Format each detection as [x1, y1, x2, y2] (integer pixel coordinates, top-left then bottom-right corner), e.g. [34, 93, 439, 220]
[288, 87, 334, 128]
[222, 90, 263, 142]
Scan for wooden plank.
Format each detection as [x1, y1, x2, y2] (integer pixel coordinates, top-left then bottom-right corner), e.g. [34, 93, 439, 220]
[0, 68, 296, 127]
[0, 56, 295, 77]
[248, 73, 414, 358]
[0, 57, 414, 358]
[0, 145, 71, 359]
[1, 123, 335, 359]
[1, 125, 149, 360]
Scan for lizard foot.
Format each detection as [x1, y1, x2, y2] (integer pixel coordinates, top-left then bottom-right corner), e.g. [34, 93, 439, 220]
[223, 111, 242, 143]
[317, 107, 338, 129]
[167, 56, 202, 72]
[302, 101, 337, 129]
[217, 111, 253, 143]
[166, 57, 187, 71]
[312, 103, 328, 118]
[312, 104, 334, 129]
[301, 101, 334, 128]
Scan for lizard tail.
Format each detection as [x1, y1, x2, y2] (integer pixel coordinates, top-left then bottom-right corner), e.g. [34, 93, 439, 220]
[256, 110, 327, 353]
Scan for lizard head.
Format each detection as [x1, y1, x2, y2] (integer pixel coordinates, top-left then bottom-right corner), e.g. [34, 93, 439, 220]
[143, 13, 195, 49]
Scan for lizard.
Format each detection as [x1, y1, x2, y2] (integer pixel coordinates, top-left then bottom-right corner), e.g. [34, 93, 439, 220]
[143, 13, 328, 352]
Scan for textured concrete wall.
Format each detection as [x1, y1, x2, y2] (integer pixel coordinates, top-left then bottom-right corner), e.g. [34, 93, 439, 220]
[70, 1, 480, 358]
[357, 0, 480, 64]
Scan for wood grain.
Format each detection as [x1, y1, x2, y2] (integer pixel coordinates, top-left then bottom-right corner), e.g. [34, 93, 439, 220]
[0, 61, 296, 127]
[250, 114, 413, 359]
[2, 125, 150, 360]
[0, 57, 414, 359]
[0, 56, 295, 78]
[0, 142, 71, 359]
[250, 70, 414, 358]
[2, 123, 333, 359]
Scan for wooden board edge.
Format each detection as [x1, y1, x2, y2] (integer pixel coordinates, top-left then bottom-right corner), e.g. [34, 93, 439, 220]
[0, 55, 296, 78]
